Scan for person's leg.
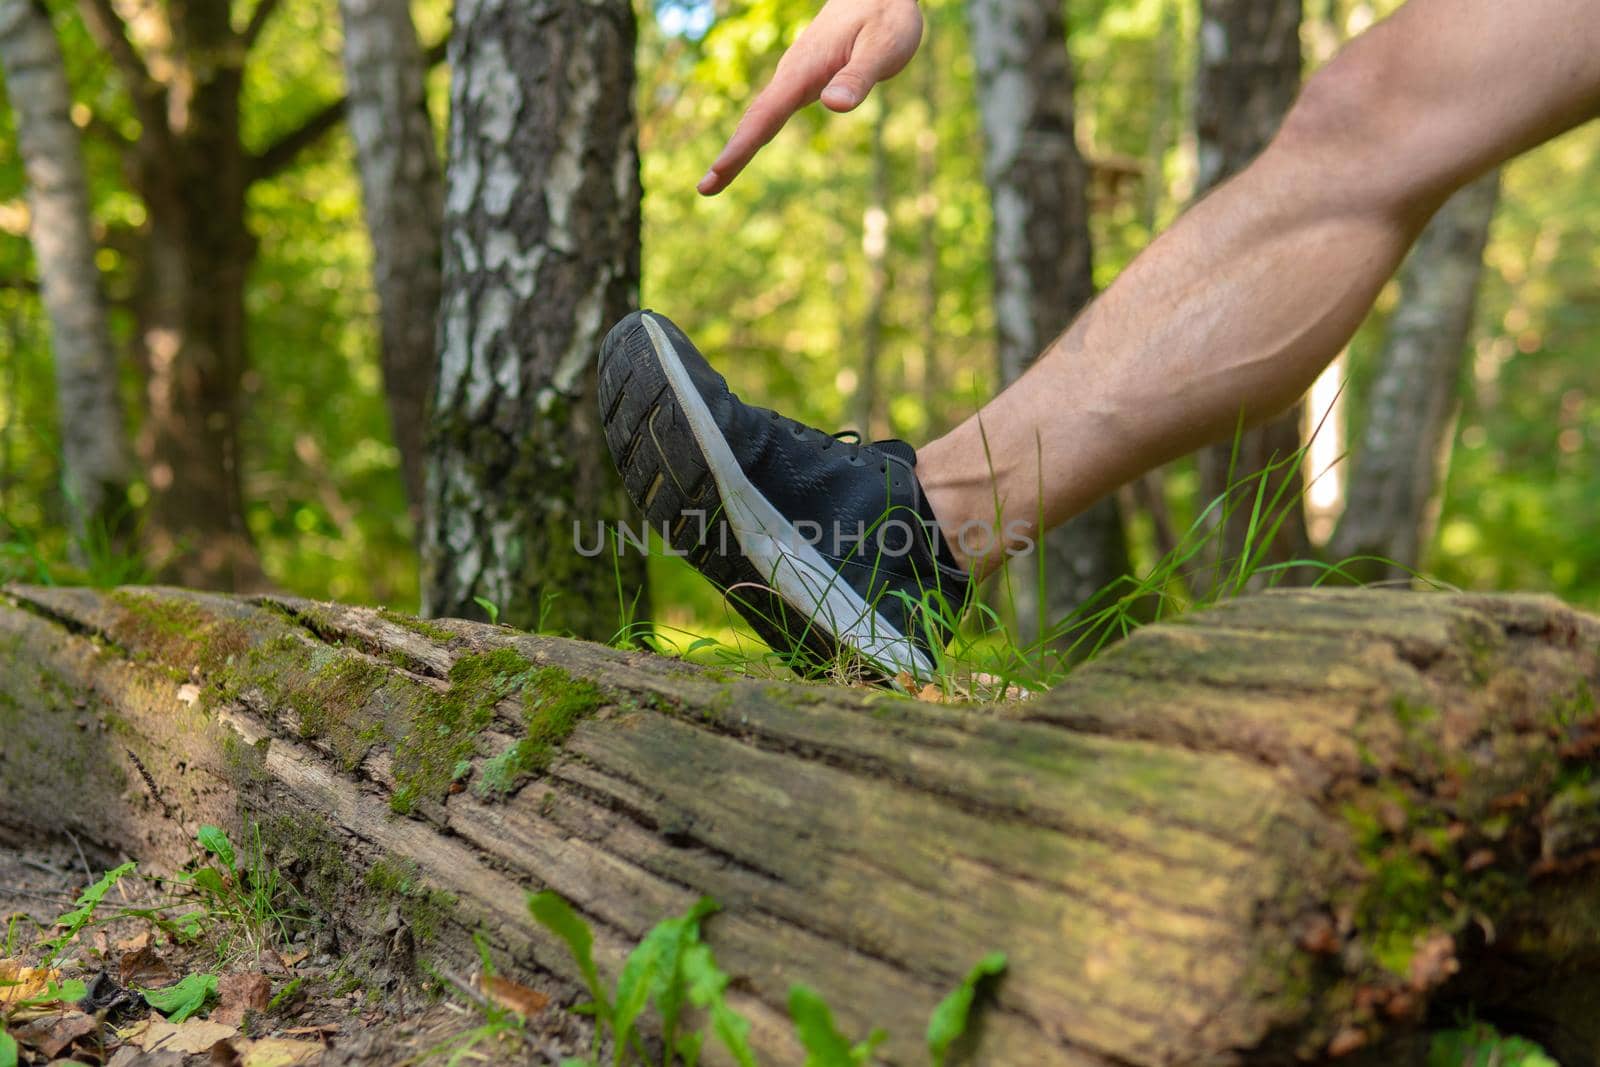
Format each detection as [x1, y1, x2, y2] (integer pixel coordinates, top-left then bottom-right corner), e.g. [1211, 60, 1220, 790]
[919, 0, 1600, 578]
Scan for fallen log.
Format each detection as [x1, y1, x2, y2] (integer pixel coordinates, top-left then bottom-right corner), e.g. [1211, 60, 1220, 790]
[2, 584, 1598, 1065]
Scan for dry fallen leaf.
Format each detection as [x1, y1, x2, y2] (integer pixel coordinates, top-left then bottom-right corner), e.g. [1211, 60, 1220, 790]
[120, 945, 177, 988]
[211, 972, 272, 1028]
[134, 1015, 239, 1054]
[235, 1037, 325, 1066]
[115, 930, 152, 953]
[915, 682, 945, 704]
[475, 972, 550, 1018]
[0, 959, 60, 1009]
[9, 1009, 99, 1058]
[276, 949, 310, 969]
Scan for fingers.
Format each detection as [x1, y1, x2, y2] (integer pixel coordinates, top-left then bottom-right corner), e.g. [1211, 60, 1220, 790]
[698, 0, 923, 196]
[820, 55, 876, 112]
[699, 54, 828, 195]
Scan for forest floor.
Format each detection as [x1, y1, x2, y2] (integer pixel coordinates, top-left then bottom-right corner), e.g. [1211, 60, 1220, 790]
[0, 829, 593, 1066]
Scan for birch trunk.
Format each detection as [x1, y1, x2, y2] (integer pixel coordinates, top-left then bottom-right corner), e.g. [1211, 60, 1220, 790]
[1329, 172, 1501, 580]
[423, 0, 648, 638]
[1192, 0, 1310, 580]
[968, 0, 1131, 642]
[0, 0, 132, 539]
[338, 0, 444, 520]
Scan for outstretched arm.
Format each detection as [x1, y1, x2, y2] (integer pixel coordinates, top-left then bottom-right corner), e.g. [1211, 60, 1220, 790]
[917, 0, 1600, 577]
[697, 0, 922, 195]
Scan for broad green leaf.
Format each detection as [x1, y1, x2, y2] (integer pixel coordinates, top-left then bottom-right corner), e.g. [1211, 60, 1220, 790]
[196, 826, 236, 872]
[681, 943, 756, 1067]
[926, 952, 1007, 1067]
[139, 973, 219, 1022]
[527, 891, 611, 1020]
[190, 867, 226, 895]
[787, 984, 853, 1067]
[653, 899, 718, 1047]
[0, 1027, 17, 1067]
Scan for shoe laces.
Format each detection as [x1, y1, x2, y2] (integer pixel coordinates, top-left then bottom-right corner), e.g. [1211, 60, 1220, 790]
[770, 411, 877, 469]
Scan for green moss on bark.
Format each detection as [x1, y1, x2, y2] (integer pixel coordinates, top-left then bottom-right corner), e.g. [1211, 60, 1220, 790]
[475, 666, 606, 797]
[109, 590, 253, 678]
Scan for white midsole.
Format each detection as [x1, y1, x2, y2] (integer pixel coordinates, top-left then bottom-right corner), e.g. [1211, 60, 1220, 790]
[640, 314, 935, 680]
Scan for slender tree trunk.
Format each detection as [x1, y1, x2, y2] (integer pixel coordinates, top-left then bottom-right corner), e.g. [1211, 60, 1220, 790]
[132, 0, 263, 590]
[1329, 171, 1500, 580]
[424, 0, 647, 637]
[855, 100, 889, 439]
[915, 23, 940, 437]
[338, 0, 443, 521]
[1192, 0, 1309, 582]
[968, 0, 1131, 642]
[0, 0, 132, 540]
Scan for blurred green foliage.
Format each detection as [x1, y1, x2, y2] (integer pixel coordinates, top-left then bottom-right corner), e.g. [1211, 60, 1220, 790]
[0, 0, 1595, 622]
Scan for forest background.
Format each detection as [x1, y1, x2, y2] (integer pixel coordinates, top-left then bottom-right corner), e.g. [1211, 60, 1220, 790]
[1, 0, 1596, 658]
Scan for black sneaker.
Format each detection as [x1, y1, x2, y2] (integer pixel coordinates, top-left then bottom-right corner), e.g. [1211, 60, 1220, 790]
[597, 310, 969, 681]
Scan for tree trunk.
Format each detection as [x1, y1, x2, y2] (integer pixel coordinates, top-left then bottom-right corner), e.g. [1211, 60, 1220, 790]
[338, 0, 444, 521]
[968, 0, 1132, 642]
[855, 100, 890, 439]
[76, 0, 268, 590]
[0, 0, 132, 540]
[423, 0, 648, 638]
[1192, 0, 1311, 581]
[4, 584, 1600, 1066]
[1328, 172, 1500, 581]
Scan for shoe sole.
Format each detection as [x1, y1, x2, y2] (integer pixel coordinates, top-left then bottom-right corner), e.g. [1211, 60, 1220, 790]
[598, 313, 935, 680]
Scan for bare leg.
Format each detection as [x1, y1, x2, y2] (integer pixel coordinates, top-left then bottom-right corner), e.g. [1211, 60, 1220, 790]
[920, 0, 1600, 578]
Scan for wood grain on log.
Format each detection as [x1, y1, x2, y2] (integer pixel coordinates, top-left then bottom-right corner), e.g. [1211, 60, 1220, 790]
[1, 585, 1598, 1066]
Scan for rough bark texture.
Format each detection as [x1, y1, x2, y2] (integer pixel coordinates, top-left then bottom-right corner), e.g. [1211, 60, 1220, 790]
[63, 0, 444, 588]
[6, 583, 1600, 1065]
[0, 0, 132, 538]
[1329, 172, 1501, 580]
[968, 0, 1131, 640]
[1192, 0, 1311, 578]
[423, 0, 647, 638]
[338, 0, 444, 520]
[74, 0, 268, 589]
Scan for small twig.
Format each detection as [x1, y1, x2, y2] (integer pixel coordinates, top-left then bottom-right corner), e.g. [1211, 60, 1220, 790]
[65, 830, 92, 884]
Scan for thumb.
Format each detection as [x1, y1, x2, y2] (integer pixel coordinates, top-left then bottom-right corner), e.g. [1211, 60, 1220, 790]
[820, 60, 875, 112]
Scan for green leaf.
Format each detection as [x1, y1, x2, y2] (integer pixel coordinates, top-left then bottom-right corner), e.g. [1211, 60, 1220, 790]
[926, 952, 1007, 1067]
[611, 896, 717, 1061]
[851, 1029, 888, 1063]
[190, 867, 226, 895]
[527, 891, 611, 1021]
[0, 1027, 17, 1067]
[196, 826, 236, 872]
[674, 1031, 704, 1067]
[139, 973, 219, 1022]
[787, 984, 854, 1067]
[681, 942, 756, 1067]
[473, 596, 500, 624]
[49, 861, 137, 929]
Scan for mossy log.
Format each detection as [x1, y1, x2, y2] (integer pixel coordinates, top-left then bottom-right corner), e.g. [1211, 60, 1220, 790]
[3, 584, 1600, 1066]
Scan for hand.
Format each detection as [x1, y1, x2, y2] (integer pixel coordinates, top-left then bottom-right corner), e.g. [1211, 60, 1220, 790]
[697, 0, 923, 196]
